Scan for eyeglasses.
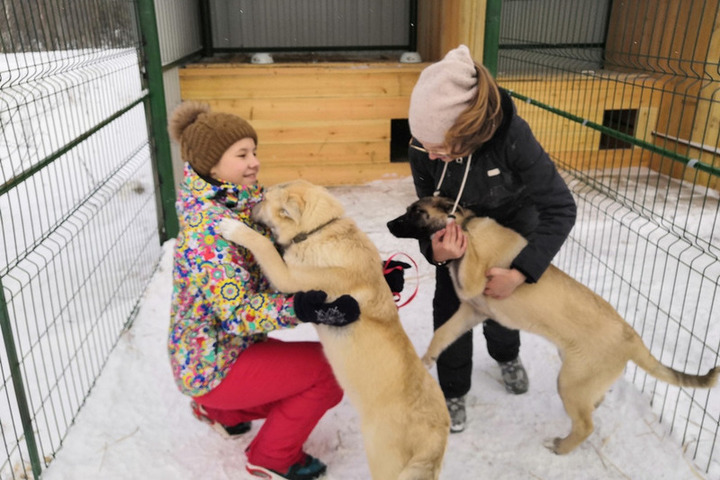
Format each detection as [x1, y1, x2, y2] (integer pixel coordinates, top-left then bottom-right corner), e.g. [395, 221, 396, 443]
[408, 138, 453, 158]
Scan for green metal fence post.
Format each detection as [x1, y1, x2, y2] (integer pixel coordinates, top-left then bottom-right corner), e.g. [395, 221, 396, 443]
[483, 0, 502, 76]
[0, 283, 41, 480]
[200, 0, 214, 57]
[136, 0, 179, 242]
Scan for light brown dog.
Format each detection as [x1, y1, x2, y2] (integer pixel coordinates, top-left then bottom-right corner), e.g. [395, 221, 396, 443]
[387, 195, 719, 454]
[219, 180, 449, 480]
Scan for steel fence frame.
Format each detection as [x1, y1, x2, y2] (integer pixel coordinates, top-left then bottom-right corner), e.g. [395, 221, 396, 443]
[1, 0, 719, 477]
[0, 0, 173, 478]
[489, 0, 720, 473]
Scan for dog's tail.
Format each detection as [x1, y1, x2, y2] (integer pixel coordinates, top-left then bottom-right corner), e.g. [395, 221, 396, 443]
[630, 327, 720, 388]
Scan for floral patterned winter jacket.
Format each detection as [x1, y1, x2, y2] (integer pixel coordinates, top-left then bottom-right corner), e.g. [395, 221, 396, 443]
[169, 165, 299, 397]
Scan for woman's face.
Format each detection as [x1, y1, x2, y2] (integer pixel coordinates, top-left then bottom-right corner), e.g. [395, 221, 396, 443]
[210, 138, 260, 185]
[415, 140, 455, 162]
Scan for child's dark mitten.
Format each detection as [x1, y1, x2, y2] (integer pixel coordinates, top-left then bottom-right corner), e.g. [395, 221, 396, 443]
[294, 290, 361, 327]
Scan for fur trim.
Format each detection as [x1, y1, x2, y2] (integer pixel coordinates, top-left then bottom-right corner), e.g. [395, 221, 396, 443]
[168, 101, 211, 143]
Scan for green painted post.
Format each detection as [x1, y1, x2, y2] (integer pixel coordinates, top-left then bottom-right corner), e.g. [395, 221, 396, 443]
[136, 0, 179, 241]
[0, 284, 42, 479]
[200, 0, 214, 57]
[483, 0, 502, 76]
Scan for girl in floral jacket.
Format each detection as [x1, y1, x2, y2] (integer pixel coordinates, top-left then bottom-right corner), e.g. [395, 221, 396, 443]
[168, 101, 359, 480]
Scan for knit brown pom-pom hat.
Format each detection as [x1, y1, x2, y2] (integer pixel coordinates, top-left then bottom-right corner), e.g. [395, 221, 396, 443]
[168, 101, 258, 176]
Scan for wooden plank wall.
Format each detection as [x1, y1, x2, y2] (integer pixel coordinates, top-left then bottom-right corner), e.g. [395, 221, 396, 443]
[175, 0, 717, 188]
[179, 62, 669, 186]
[417, 0, 486, 63]
[502, 73, 661, 172]
[604, 0, 720, 189]
[179, 62, 425, 186]
[498, 0, 718, 189]
[176, 0, 718, 188]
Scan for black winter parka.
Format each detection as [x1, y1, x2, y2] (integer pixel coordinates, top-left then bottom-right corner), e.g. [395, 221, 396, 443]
[409, 89, 577, 283]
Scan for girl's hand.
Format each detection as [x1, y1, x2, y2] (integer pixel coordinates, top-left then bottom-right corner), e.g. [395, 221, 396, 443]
[484, 268, 526, 299]
[294, 291, 360, 327]
[431, 220, 467, 263]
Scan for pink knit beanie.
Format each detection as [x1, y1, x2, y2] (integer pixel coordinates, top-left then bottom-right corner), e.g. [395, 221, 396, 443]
[408, 45, 478, 144]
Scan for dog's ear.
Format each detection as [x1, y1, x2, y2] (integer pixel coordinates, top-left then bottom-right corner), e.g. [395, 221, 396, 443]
[299, 185, 344, 222]
[315, 192, 345, 219]
[280, 193, 304, 223]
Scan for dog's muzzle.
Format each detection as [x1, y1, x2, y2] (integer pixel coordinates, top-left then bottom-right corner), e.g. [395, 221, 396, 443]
[387, 215, 422, 239]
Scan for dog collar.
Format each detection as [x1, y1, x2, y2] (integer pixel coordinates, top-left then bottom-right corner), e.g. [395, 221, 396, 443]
[291, 218, 339, 244]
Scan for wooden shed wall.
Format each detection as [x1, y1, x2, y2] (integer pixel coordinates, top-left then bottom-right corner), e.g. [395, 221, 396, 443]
[178, 63, 673, 186]
[503, 73, 660, 172]
[174, 0, 718, 189]
[604, 0, 720, 189]
[179, 62, 422, 186]
[177, 0, 718, 188]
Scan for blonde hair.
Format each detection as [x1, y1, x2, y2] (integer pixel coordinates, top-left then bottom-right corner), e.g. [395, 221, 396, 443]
[444, 62, 503, 157]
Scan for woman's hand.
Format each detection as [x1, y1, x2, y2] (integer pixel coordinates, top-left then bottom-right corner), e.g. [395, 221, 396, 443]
[431, 220, 467, 264]
[483, 268, 526, 299]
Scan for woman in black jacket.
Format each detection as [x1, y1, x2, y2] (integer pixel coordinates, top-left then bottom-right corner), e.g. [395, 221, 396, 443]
[407, 45, 577, 433]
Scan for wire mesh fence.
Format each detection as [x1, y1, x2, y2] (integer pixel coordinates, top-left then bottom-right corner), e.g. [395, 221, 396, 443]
[207, 0, 413, 53]
[0, 1, 163, 478]
[496, 0, 720, 474]
[2, 0, 720, 478]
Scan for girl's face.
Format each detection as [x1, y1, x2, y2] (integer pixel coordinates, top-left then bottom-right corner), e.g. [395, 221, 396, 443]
[210, 138, 260, 185]
[417, 140, 454, 162]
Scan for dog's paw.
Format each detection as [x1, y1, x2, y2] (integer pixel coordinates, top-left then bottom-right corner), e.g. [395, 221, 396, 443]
[542, 437, 559, 453]
[421, 353, 437, 369]
[543, 437, 569, 455]
[218, 218, 253, 245]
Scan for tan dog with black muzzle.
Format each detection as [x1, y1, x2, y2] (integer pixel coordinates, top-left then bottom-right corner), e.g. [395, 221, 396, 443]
[387, 195, 719, 454]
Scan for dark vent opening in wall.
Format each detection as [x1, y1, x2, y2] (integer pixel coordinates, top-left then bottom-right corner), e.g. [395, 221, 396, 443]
[391, 119, 411, 163]
[599, 109, 637, 150]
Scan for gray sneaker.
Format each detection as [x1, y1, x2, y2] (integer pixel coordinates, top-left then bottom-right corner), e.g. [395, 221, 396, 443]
[499, 357, 529, 394]
[446, 396, 466, 433]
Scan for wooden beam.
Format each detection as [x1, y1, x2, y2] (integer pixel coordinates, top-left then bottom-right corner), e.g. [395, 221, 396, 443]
[203, 97, 412, 122]
[180, 62, 420, 185]
[259, 163, 411, 187]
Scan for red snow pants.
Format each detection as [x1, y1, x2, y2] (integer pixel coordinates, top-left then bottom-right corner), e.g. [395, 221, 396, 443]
[194, 338, 343, 472]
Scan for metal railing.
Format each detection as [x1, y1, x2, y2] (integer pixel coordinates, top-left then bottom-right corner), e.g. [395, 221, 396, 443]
[1, 0, 719, 477]
[490, 0, 720, 474]
[0, 0, 173, 477]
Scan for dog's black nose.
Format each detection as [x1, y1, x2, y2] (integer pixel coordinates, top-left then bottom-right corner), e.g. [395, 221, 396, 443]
[387, 217, 403, 238]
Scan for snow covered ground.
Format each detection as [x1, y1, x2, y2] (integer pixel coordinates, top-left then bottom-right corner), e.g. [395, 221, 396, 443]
[41, 176, 712, 480]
